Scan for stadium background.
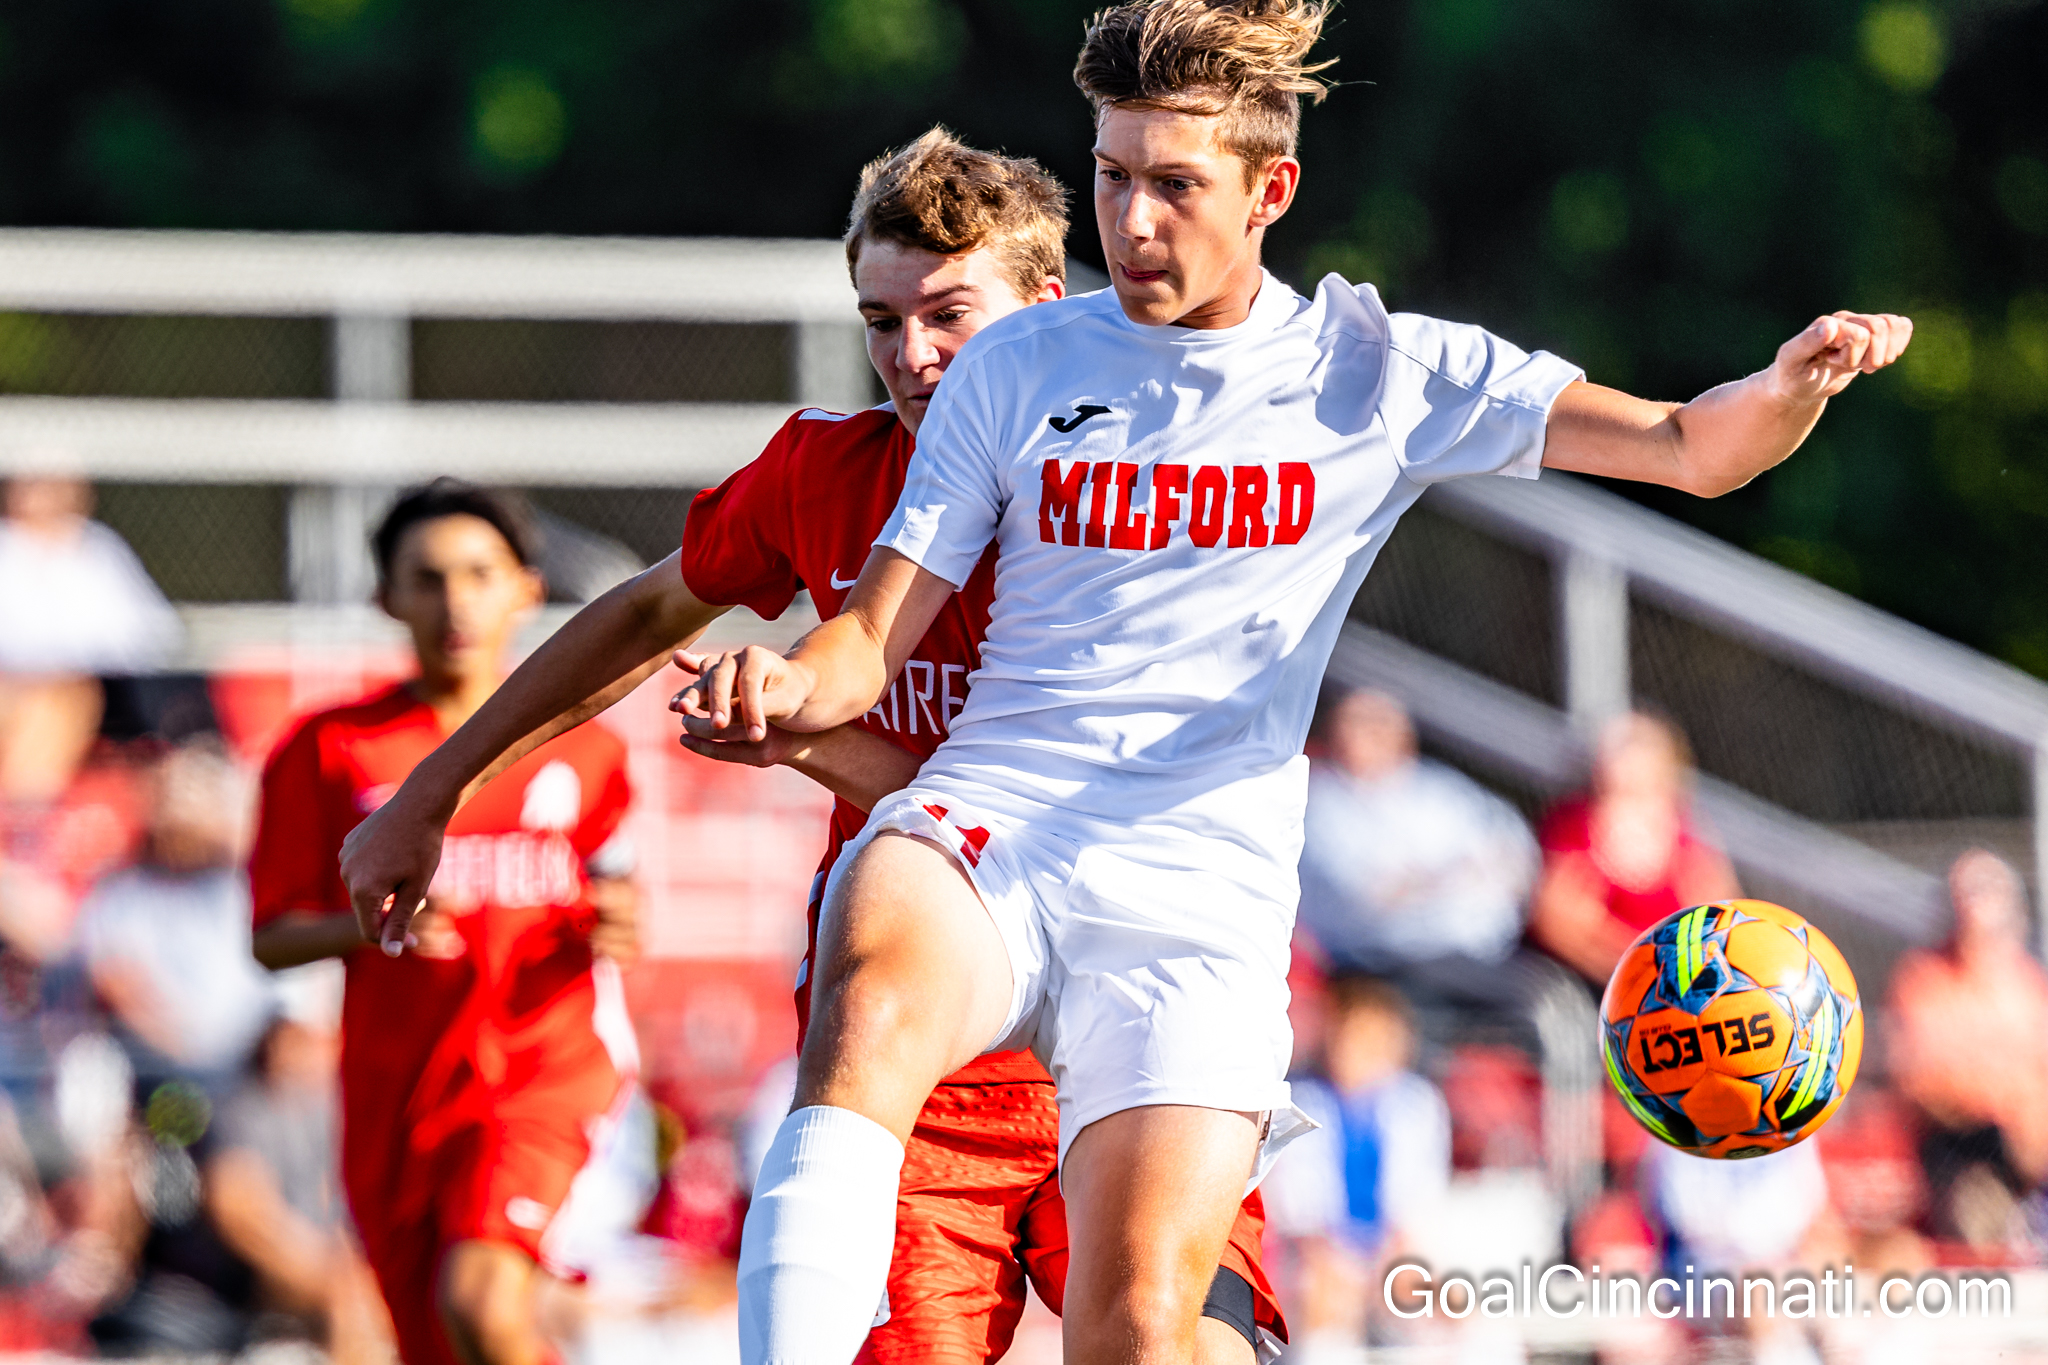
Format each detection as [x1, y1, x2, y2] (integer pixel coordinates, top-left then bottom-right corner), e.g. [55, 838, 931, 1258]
[2, 0, 2048, 1361]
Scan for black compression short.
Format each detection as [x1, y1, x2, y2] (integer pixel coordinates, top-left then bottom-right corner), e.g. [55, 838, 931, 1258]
[1200, 1265, 1256, 1349]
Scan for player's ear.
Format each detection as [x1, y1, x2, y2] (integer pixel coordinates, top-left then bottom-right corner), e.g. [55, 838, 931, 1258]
[1036, 276, 1065, 303]
[519, 565, 546, 609]
[1248, 156, 1300, 230]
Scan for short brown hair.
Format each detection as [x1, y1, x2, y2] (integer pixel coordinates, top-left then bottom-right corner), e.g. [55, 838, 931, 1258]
[1326, 973, 1413, 1027]
[844, 128, 1069, 302]
[1075, 0, 1335, 187]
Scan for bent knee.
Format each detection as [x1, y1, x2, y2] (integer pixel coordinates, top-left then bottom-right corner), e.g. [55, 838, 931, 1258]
[437, 1241, 534, 1340]
[1073, 1272, 1211, 1349]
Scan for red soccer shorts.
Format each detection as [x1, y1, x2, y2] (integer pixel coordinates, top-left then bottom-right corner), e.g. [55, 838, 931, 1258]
[857, 1079, 1286, 1363]
[350, 1072, 618, 1365]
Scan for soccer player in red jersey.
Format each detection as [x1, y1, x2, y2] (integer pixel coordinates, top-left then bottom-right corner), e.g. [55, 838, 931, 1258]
[249, 482, 640, 1365]
[335, 131, 1280, 1362]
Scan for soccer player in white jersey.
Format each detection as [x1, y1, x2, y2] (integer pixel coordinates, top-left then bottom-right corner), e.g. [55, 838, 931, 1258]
[664, 2, 1912, 1361]
[366, 3, 1911, 1363]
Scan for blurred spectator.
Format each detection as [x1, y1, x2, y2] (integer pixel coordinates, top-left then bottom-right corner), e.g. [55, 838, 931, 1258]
[1886, 848, 2048, 1252]
[0, 473, 179, 806]
[1810, 1088, 1931, 1276]
[1648, 1141, 1827, 1363]
[205, 963, 392, 1364]
[0, 1076, 133, 1351]
[72, 742, 273, 1092]
[1297, 689, 1537, 977]
[1651, 1140, 1827, 1278]
[88, 1088, 259, 1356]
[1528, 710, 1739, 986]
[1264, 977, 1449, 1351]
[1438, 1044, 1544, 1173]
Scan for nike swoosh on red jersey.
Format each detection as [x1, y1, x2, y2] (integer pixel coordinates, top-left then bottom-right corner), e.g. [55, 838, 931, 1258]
[831, 570, 859, 589]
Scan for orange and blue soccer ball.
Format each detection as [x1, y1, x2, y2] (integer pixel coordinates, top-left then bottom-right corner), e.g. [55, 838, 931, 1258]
[1601, 900, 1862, 1159]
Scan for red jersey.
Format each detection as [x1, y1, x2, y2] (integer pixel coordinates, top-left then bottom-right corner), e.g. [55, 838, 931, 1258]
[248, 684, 635, 1231]
[680, 405, 1040, 1086]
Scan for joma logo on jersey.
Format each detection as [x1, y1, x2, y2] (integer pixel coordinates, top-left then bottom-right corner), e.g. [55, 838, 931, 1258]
[1036, 459, 1315, 550]
[1635, 1012, 1777, 1074]
[1048, 404, 1111, 433]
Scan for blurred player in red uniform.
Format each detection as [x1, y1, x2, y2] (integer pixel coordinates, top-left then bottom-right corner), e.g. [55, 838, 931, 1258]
[333, 131, 1281, 1362]
[249, 482, 639, 1365]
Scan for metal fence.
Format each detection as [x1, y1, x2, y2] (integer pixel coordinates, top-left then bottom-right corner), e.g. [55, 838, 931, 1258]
[0, 228, 875, 611]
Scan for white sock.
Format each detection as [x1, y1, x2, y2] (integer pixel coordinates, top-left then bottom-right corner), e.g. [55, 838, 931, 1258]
[737, 1105, 904, 1365]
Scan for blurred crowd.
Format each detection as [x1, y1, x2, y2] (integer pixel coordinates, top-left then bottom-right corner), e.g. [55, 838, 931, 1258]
[0, 472, 391, 1359]
[1271, 681, 2048, 1364]
[0, 475, 747, 1363]
[2, 470, 2047, 1365]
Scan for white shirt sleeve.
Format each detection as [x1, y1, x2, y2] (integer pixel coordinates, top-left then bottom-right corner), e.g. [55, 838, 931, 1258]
[875, 354, 1005, 589]
[1381, 312, 1585, 486]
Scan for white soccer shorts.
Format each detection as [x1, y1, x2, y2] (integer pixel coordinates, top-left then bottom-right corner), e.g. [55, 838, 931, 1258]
[825, 785, 1315, 1181]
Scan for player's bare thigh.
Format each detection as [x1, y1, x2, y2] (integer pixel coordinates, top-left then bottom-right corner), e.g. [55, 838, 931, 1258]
[1059, 1104, 1262, 1365]
[798, 830, 1015, 1141]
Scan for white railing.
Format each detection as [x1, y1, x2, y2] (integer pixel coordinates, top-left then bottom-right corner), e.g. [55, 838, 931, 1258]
[1328, 620, 1949, 940]
[1397, 471, 2048, 945]
[0, 228, 867, 604]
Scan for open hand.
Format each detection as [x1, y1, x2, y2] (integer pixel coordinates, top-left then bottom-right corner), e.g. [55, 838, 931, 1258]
[1768, 311, 1913, 404]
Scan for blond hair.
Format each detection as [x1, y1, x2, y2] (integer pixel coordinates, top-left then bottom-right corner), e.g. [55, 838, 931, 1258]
[1074, 0, 1335, 186]
[844, 128, 1069, 301]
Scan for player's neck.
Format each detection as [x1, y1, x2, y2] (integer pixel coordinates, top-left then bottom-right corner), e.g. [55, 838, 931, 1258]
[1170, 250, 1267, 331]
[404, 669, 500, 733]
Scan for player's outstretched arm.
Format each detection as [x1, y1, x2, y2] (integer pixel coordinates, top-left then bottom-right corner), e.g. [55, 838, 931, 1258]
[252, 913, 370, 970]
[1541, 311, 1912, 497]
[680, 547, 956, 742]
[340, 549, 729, 954]
[674, 707, 922, 814]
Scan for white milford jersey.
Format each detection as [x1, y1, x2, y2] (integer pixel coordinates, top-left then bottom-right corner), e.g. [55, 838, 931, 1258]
[878, 271, 1583, 867]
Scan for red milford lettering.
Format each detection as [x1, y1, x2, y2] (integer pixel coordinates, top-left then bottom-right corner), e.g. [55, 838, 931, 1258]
[1039, 460, 1087, 545]
[1085, 461, 1114, 548]
[1188, 466, 1228, 547]
[1109, 463, 1148, 549]
[1150, 465, 1187, 549]
[1229, 465, 1270, 548]
[1275, 462, 1315, 545]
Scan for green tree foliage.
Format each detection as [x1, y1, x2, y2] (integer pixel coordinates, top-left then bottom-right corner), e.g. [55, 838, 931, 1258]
[0, 0, 2042, 672]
